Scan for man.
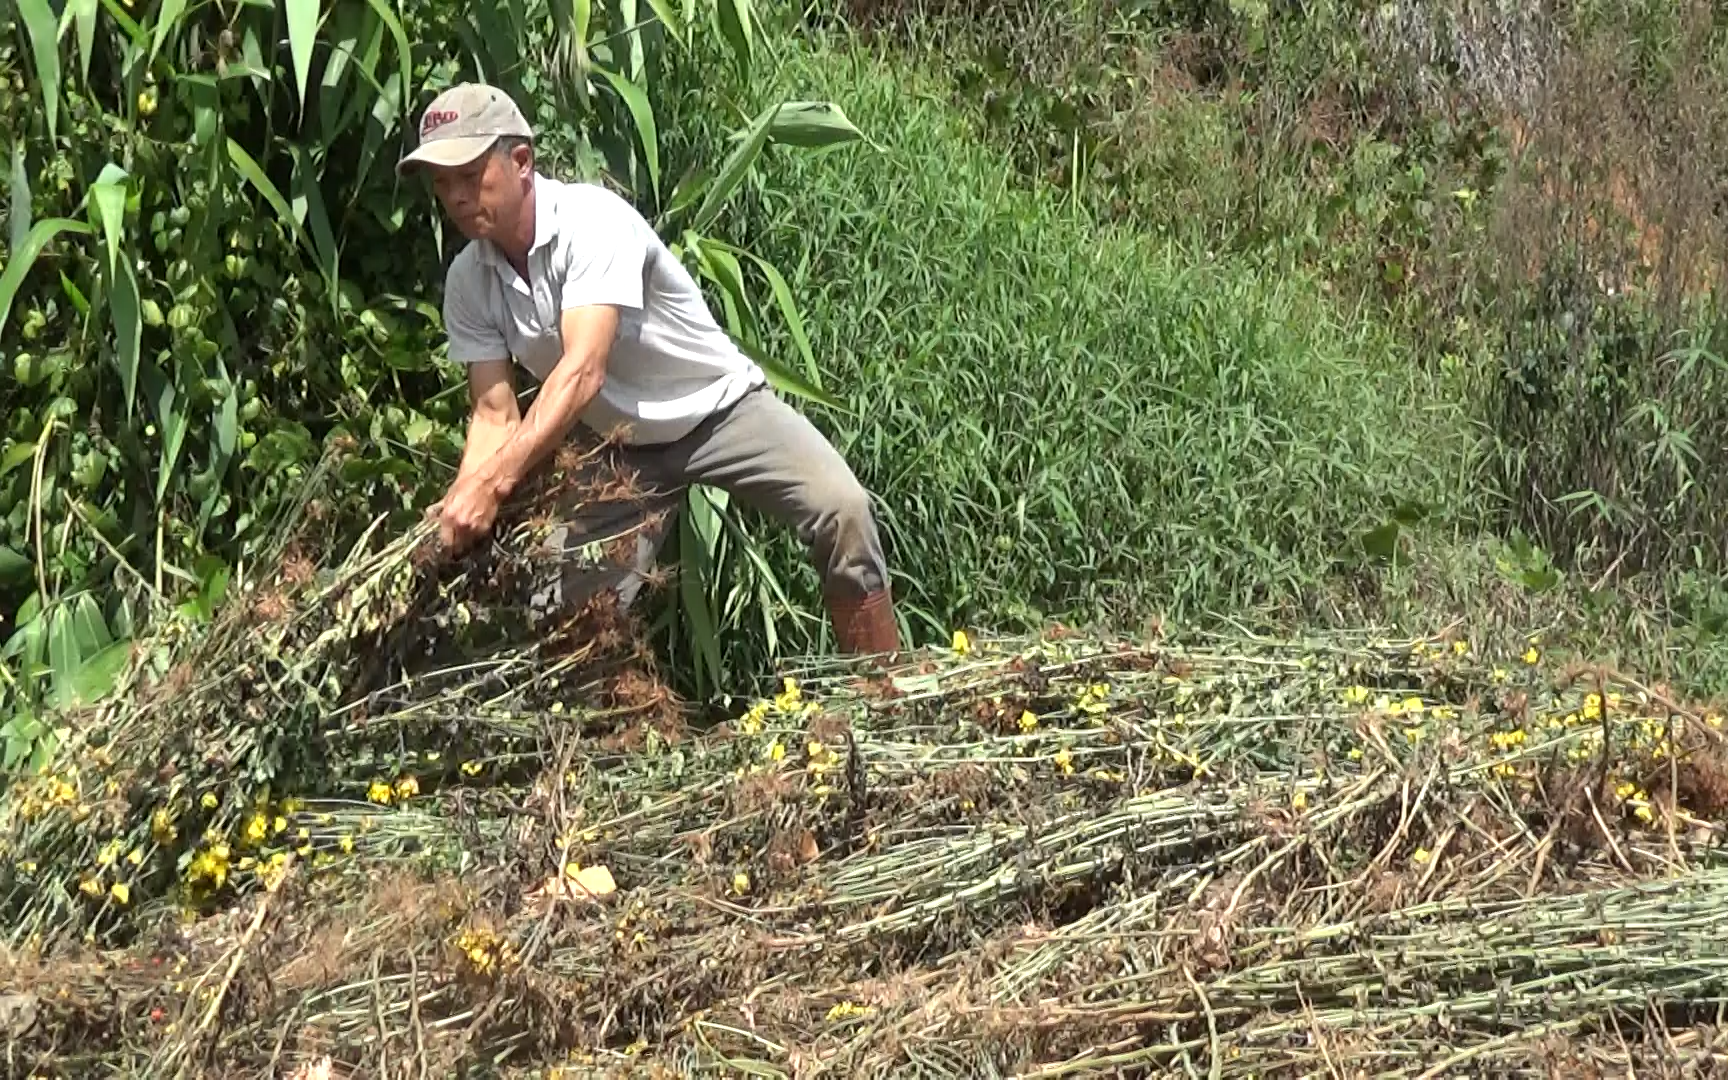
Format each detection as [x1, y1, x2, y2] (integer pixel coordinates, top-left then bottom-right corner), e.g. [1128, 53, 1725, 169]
[396, 83, 900, 655]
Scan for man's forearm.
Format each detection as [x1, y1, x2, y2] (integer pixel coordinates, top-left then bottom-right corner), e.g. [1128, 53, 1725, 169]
[456, 413, 518, 482]
[473, 354, 605, 500]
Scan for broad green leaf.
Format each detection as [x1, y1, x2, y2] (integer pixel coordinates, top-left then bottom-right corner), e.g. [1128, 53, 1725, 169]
[0, 546, 29, 584]
[318, 4, 366, 145]
[716, 0, 751, 76]
[360, 0, 414, 97]
[89, 162, 128, 275]
[144, 362, 192, 505]
[46, 607, 78, 701]
[227, 139, 315, 258]
[691, 103, 776, 232]
[71, 593, 112, 654]
[9, 143, 30, 256]
[734, 335, 845, 411]
[70, 0, 99, 85]
[108, 260, 143, 419]
[644, 0, 683, 45]
[599, 68, 660, 202]
[98, 0, 143, 40]
[62, 640, 131, 708]
[214, 373, 239, 458]
[0, 218, 94, 342]
[286, 0, 321, 114]
[679, 496, 723, 690]
[768, 101, 868, 149]
[149, 0, 190, 64]
[355, 71, 403, 190]
[621, 0, 644, 80]
[291, 145, 341, 304]
[1, 443, 37, 477]
[712, 241, 819, 386]
[59, 271, 90, 317]
[18, 0, 61, 141]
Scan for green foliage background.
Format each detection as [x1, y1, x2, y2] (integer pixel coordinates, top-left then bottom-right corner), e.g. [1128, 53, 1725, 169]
[5, 0, 1728, 767]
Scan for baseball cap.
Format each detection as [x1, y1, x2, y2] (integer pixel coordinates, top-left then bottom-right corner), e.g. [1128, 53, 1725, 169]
[397, 83, 534, 174]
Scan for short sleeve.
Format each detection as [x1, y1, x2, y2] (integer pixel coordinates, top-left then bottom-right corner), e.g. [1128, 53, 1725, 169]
[556, 192, 648, 312]
[443, 253, 509, 364]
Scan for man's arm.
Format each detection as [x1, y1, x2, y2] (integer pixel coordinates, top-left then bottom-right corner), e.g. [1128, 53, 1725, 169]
[467, 304, 618, 502]
[455, 358, 521, 482]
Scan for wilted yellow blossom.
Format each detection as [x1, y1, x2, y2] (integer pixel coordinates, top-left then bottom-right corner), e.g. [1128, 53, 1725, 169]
[1053, 748, 1074, 776]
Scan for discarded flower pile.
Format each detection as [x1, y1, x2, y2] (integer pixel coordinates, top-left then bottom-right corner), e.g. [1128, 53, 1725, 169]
[2, 460, 1728, 1077]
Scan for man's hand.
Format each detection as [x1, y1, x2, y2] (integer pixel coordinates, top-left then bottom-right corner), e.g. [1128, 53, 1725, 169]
[438, 471, 501, 553]
[435, 306, 618, 555]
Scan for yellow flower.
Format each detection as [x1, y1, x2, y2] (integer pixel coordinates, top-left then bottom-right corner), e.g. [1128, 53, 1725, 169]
[1412, 848, 1431, 865]
[1291, 790, 1308, 811]
[1053, 748, 1074, 776]
[1452, 639, 1469, 656]
[1342, 685, 1369, 705]
[1018, 710, 1038, 734]
[200, 792, 218, 809]
[395, 776, 420, 800]
[1402, 725, 1425, 744]
[1523, 647, 1540, 665]
[339, 835, 355, 854]
[951, 629, 972, 655]
[774, 678, 802, 712]
[461, 760, 484, 776]
[739, 700, 768, 735]
[826, 1001, 873, 1022]
[273, 815, 288, 835]
[732, 871, 750, 895]
[96, 839, 121, 867]
[1346, 747, 1363, 761]
[1492, 668, 1509, 683]
[1402, 697, 1425, 715]
[1633, 804, 1654, 824]
[110, 882, 130, 905]
[1708, 713, 1723, 729]
[243, 814, 268, 845]
[79, 877, 102, 897]
[367, 780, 393, 806]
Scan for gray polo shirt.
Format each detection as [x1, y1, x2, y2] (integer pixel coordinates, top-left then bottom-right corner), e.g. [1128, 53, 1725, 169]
[441, 173, 765, 446]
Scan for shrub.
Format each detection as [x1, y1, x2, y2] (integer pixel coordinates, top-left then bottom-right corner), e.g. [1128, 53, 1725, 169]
[724, 37, 1470, 639]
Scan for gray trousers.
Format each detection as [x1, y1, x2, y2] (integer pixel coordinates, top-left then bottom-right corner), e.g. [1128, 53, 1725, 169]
[529, 385, 888, 613]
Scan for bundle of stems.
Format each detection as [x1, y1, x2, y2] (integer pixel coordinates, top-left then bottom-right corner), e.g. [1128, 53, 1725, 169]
[5, 466, 1726, 1078]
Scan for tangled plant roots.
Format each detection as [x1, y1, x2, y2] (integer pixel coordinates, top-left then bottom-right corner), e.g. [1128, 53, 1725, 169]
[5, 462, 1728, 1077]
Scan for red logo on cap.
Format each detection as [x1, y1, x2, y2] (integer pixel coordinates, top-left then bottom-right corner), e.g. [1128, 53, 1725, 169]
[421, 109, 460, 137]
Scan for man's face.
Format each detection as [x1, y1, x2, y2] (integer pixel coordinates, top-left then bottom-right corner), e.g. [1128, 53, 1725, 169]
[427, 143, 531, 242]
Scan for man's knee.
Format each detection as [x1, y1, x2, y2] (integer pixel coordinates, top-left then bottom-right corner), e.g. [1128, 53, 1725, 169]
[801, 468, 875, 540]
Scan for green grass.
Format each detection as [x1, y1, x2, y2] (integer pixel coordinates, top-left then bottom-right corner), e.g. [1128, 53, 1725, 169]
[724, 35, 1476, 641]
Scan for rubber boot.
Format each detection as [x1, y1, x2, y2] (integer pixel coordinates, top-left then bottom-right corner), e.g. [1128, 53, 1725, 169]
[827, 586, 901, 656]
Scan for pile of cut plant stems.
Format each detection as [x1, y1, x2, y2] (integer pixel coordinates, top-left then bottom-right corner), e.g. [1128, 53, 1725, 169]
[3, 448, 1728, 1079]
